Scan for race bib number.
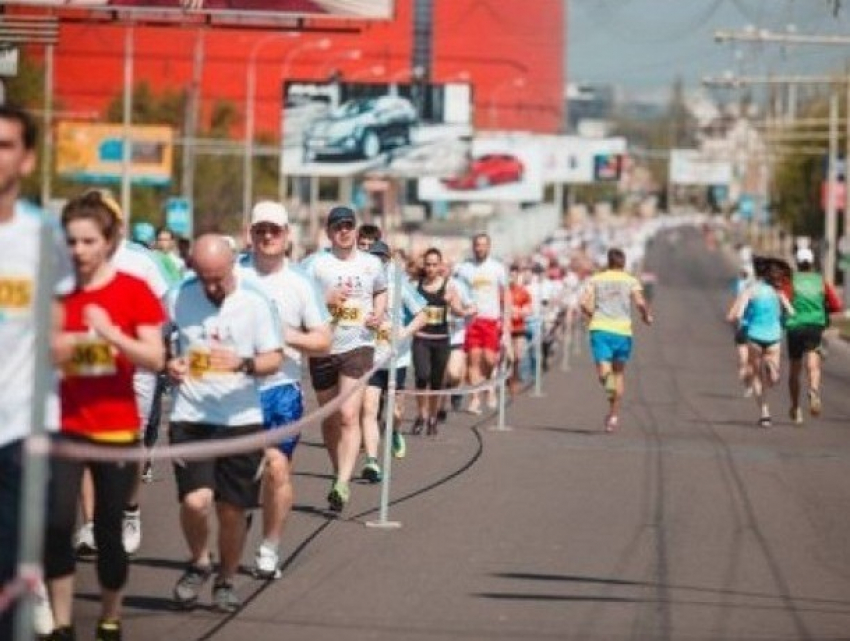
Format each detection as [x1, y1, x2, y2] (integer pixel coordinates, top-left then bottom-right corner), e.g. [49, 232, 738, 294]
[330, 302, 364, 327]
[0, 277, 33, 319]
[472, 276, 492, 291]
[187, 346, 234, 378]
[424, 305, 445, 326]
[66, 337, 116, 377]
[376, 326, 391, 344]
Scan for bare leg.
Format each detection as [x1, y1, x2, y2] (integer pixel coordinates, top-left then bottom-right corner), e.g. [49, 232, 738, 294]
[260, 449, 293, 547]
[331, 376, 366, 485]
[216, 502, 247, 582]
[360, 386, 382, 460]
[179, 488, 213, 566]
[316, 386, 341, 474]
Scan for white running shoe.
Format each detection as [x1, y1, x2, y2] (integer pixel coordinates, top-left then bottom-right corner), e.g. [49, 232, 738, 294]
[32, 579, 54, 637]
[122, 509, 141, 555]
[73, 521, 97, 556]
[253, 542, 281, 580]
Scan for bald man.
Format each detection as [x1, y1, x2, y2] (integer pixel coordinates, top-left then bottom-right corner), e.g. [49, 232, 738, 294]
[165, 234, 283, 613]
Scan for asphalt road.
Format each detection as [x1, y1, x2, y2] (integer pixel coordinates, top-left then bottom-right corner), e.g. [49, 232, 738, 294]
[67, 226, 850, 641]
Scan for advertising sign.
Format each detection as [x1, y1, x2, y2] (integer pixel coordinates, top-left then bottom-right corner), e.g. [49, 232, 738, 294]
[418, 135, 543, 203]
[56, 122, 173, 186]
[165, 197, 193, 238]
[669, 149, 732, 186]
[6, 0, 393, 19]
[541, 136, 627, 184]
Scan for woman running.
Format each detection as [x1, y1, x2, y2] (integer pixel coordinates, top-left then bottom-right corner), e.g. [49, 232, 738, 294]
[48, 190, 165, 641]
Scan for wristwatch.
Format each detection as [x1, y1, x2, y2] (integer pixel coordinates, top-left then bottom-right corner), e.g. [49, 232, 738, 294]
[238, 357, 256, 375]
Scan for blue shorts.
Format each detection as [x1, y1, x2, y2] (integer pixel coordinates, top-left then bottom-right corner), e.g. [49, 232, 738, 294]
[260, 383, 303, 458]
[590, 330, 633, 364]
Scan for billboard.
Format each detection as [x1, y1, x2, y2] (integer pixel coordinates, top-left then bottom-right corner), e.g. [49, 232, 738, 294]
[669, 149, 733, 186]
[7, 0, 393, 19]
[541, 136, 627, 184]
[418, 135, 544, 203]
[56, 122, 174, 186]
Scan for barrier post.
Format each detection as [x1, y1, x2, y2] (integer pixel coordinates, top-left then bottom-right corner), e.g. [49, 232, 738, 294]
[366, 258, 403, 529]
[14, 223, 53, 641]
[560, 316, 571, 372]
[489, 364, 513, 432]
[531, 319, 545, 397]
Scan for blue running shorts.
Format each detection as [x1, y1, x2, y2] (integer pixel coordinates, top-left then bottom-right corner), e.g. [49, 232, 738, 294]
[590, 330, 633, 364]
[260, 383, 303, 459]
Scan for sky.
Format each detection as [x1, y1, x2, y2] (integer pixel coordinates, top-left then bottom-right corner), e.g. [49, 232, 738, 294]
[567, 0, 850, 101]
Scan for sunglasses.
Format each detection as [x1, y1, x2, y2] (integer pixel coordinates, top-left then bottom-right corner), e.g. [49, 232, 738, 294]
[330, 220, 355, 232]
[252, 223, 284, 237]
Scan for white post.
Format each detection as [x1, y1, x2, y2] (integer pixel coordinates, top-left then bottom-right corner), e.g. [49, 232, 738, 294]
[531, 317, 544, 397]
[243, 55, 257, 227]
[825, 93, 839, 284]
[40, 44, 54, 209]
[120, 23, 134, 231]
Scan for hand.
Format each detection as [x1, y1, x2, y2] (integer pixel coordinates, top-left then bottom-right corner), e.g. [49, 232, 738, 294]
[364, 313, 381, 330]
[167, 356, 188, 382]
[83, 304, 120, 342]
[209, 346, 241, 372]
[328, 285, 350, 308]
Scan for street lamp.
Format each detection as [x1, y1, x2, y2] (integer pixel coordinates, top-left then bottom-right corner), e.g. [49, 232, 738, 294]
[488, 76, 526, 129]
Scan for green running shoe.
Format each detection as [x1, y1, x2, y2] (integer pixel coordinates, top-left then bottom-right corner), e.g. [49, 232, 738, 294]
[327, 479, 350, 512]
[392, 431, 406, 459]
[361, 457, 382, 483]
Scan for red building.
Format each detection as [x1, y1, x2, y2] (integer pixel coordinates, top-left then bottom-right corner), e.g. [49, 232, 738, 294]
[21, 0, 564, 136]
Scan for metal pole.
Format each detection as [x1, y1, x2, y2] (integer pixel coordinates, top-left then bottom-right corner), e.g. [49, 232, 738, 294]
[490, 362, 511, 431]
[182, 28, 204, 215]
[40, 44, 54, 209]
[14, 222, 54, 641]
[844, 74, 850, 309]
[120, 23, 134, 232]
[531, 314, 544, 397]
[243, 56, 257, 227]
[367, 260, 403, 528]
[825, 93, 839, 284]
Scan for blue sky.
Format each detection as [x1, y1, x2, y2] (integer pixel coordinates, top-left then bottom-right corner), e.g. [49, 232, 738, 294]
[568, 0, 850, 99]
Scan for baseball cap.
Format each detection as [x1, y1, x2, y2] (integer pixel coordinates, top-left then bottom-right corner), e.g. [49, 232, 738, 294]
[795, 247, 814, 264]
[327, 205, 356, 227]
[251, 201, 289, 228]
[368, 240, 391, 258]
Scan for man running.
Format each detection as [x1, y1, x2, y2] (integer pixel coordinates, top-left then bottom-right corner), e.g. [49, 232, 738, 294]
[167, 234, 283, 613]
[786, 247, 842, 424]
[302, 206, 387, 512]
[238, 201, 331, 578]
[581, 247, 653, 432]
[454, 234, 509, 414]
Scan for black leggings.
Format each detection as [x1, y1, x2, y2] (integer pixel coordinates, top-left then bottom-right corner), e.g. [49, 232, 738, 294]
[44, 446, 137, 591]
[413, 336, 451, 390]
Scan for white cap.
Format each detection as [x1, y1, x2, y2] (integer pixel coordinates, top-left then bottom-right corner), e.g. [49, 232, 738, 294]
[250, 200, 289, 227]
[795, 247, 814, 264]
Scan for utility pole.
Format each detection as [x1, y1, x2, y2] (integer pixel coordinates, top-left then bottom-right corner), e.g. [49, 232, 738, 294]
[181, 28, 204, 215]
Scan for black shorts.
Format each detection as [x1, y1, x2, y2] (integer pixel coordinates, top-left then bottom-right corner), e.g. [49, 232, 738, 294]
[748, 338, 778, 351]
[368, 366, 407, 392]
[786, 325, 824, 360]
[309, 346, 374, 392]
[734, 326, 748, 345]
[169, 422, 264, 509]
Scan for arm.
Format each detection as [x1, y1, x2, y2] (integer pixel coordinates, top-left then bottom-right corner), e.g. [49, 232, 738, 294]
[631, 288, 653, 326]
[285, 324, 332, 357]
[367, 289, 388, 329]
[446, 283, 474, 317]
[83, 305, 165, 371]
[400, 310, 428, 341]
[579, 282, 595, 320]
[726, 289, 750, 324]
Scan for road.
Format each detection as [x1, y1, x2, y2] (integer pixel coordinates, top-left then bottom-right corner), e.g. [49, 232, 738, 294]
[67, 225, 850, 641]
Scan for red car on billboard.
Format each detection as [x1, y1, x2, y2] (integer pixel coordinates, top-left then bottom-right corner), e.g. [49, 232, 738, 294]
[441, 153, 524, 190]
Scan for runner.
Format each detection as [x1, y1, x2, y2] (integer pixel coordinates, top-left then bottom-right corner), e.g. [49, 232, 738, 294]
[356, 223, 382, 251]
[302, 206, 387, 511]
[166, 234, 283, 612]
[731, 265, 755, 397]
[507, 264, 532, 394]
[412, 247, 473, 434]
[454, 234, 509, 414]
[238, 201, 331, 579]
[785, 247, 842, 424]
[580, 247, 653, 432]
[727, 257, 794, 427]
[442, 261, 474, 415]
[0, 104, 72, 641]
[47, 190, 166, 641]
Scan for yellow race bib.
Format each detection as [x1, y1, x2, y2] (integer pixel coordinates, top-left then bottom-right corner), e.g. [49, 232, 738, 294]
[329, 302, 364, 327]
[424, 305, 445, 326]
[65, 337, 117, 378]
[0, 276, 33, 319]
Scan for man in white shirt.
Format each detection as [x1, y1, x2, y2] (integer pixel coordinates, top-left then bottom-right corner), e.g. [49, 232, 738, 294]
[166, 234, 283, 613]
[302, 206, 387, 512]
[238, 201, 331, 579]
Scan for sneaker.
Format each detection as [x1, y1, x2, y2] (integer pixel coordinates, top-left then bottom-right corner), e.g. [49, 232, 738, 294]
[73, 521, 96, 557]
[47, 626, 76, 641]
[604, 414, 619, 433]
[410, 417, 425, 435]
[789, 406, 804, 425]
[808, 388, 822, 417]
[391, 431, 406, 459]
[32, 579, 54, 637]
[450, 395, 462, 412]
[141, 460, 154, 484]
[122, 509, 141, 555]
[173, 563, 212, 609]
[252, 542, 281, 580]
[485, 388, 498, 409]
[436, 409, 448, 423]
[361, 457, 382, 483]
[758, 415, 772, 428]
[327, 480, 350, 512]
[95, 619, 121, 641]
[465, 400, 482, 416]
[426, 416, 438, 437]
[212, 579, 241, 613]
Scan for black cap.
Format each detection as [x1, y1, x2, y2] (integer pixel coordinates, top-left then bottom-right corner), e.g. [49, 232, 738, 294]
[368, 240, 391, 258]
[327, 205, 356, 227]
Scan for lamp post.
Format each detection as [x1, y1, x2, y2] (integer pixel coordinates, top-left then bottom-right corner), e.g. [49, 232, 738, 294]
[488, 76, 526, 129]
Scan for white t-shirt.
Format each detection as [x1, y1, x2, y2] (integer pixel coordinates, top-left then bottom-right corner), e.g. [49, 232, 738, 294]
[455, 256, 507, 320]
[237, 255, 331, 389]
[301, 248, 387, 355]
[168, 275, 282, 426]
[0, 201, 73, 446]
[448, 276, 473, 346]
[376, 264, 426, 370]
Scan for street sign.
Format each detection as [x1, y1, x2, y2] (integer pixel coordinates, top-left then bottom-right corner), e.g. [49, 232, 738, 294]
[165, 197, 192, 239]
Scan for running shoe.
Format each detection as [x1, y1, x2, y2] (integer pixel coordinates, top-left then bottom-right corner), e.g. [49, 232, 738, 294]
[391, 431, 406, 459]
[141, 460, 154, 484]
[122, 508, 141, 555]
[808, 388, 822, 417]
[47, 626, 76, 641]
[361, 457, 382, 483]
[32, 579, 54, 638]
[604, 414, 618, 433]
[485, 388, 498, 410]
[450, 395, 462, 412]
[789, 406, 804, 425]
[173, 563, 213, 609]
[465, 400, 482, 416]
[758, 415, 772, 428]
[73, 521, 97, 557]
[327, 480, 350, 512]
[252, 542, 282, 580]
[426, 416, 439, 437]
[212, 580, 241, 613]
[95, 619, 122, 641]
[436, 409, 448, 423]
[411, 417, 425, 435]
